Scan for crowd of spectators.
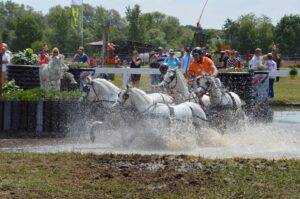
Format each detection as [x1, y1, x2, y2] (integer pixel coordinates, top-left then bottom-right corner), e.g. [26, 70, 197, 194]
[0, 40, 281, 98]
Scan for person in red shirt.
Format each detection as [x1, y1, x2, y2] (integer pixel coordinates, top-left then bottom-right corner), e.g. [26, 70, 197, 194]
[38, 44, 49, 65]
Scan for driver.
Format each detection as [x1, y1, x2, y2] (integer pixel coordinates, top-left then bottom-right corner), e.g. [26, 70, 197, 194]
[187, 47, 218, 78]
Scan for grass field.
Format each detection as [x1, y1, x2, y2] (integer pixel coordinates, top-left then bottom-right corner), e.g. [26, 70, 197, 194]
[273, 77, 300, 104]
[0, 153, 299, 198]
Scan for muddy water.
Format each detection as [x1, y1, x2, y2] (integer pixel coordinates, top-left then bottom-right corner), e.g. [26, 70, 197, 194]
[0, 110, 299, 159]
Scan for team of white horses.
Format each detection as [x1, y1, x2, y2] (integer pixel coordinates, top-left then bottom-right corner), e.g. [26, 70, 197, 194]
[81, 69, 245, 142]
[38, 56, 244, 142]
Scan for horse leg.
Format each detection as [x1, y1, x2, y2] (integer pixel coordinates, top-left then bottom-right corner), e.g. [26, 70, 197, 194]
[88, 121, 103, 143]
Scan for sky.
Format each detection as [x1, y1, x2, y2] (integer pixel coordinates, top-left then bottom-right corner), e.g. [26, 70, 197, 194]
[5, 0, 300, 29]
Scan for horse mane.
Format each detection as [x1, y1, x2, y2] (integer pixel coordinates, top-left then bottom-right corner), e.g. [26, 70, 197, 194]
[97, 79, 121, 94]
[175, 69, 190, 97]
[131, 88, 154, 104]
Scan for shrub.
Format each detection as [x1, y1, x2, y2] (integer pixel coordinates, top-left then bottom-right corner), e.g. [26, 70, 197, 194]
[1, 84, 82, 101]
[289, 67, 298, 78]
[11, 48, 38, 65]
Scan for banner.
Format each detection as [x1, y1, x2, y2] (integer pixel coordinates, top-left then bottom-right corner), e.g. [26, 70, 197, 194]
[71, 0, 82, 29]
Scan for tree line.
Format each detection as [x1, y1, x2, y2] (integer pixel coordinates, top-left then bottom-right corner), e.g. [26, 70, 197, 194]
[0, 1, 299, 56]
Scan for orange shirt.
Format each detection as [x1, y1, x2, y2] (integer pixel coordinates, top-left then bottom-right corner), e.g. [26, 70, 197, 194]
[188, 57, 216, 76]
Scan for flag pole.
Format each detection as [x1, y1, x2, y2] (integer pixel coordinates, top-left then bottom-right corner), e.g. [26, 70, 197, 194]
[81, 0, 84, 47]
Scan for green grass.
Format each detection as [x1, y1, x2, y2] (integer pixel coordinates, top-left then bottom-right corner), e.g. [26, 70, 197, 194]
[113, 74, 151, 90]
[273, 77, 300, 104]
[0, 153, 299, 198]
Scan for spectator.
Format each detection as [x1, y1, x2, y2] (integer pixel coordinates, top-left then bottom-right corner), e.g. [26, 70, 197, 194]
[181, 47, 193, 75]
[89, 55, 97, 68]
[227, 50, 237, 68]
[249, 48, 265, 70]
[156, 47, 167, 65]
[51, 47, 77, 85]
[38, 44, 49, 65]
[234, 51, 243, 68]
[264, 53, 277, 98]
[130, 50, 142, 87]
[73, 46, 89, 63]
[164, 49, 181, 70]
[222, 50, 230, 68]
[149, 51, 161, 85]
[1, 43, 11, 84]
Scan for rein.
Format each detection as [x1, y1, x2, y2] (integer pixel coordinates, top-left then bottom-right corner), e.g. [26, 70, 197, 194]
[90, 82, 116, 104]
[162, 72, 178, 90]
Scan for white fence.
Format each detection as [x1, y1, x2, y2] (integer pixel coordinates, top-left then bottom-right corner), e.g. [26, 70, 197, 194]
[94, 67, 300, 88]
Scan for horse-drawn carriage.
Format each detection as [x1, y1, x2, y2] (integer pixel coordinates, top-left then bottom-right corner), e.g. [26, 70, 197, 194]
[80, 67, 272, 143]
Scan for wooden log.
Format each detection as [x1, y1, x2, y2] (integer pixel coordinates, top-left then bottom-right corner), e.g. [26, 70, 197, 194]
[36, 101, 43, 135]
[27, 101, 37, 132]
[20, 101, 28, 131]
[0, 101, 4, 131]
[3, 101, 11, 130]
[11, 101, 21, 130]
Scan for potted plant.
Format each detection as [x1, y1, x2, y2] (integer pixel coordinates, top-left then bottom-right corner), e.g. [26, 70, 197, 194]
[289, 67, 298, 79]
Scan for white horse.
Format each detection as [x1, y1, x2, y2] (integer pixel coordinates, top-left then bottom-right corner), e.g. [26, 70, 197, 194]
[195, 75, 245, 130]
[81, 77, 175, 142]
[39, 55, 69, 90]
[195, 75, 243, 110]
[116, 87, 207, 127]
[82, 76, 174, 108]
[158, 69, 211, 108]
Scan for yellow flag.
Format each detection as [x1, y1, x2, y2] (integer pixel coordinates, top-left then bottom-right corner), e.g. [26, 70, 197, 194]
[71, 7, 79, 29]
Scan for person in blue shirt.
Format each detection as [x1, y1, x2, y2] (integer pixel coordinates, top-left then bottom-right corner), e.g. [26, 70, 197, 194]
[181, 47, 193, 74]
[73, 46, 89, 63]
[164, 49, 181, 70]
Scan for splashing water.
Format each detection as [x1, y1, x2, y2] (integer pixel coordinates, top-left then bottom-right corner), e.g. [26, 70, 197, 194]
[1, 111, 299, 159]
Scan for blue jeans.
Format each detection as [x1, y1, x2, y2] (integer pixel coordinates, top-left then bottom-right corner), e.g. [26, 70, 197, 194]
[151, 74, 161, 85]
[269, 79, 275, 98]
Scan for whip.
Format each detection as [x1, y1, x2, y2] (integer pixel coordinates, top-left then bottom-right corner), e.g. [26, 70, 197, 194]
[198, 0, 209, 23]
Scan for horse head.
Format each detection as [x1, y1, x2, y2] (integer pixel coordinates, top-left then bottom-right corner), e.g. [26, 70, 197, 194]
[158, 69, 177, 88]
[113, 85, 131, 107]
[195, 75, 213, 95]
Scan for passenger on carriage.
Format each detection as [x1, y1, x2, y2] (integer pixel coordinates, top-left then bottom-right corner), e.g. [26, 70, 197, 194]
[187, 47, 218, 79]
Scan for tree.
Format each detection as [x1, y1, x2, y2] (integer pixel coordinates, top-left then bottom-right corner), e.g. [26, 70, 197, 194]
[223, 14, 274, 54]
[275, 15, 300, 56]
[145, 28, 167, 47]
[46, 6, 72, 52]
[12, 14, 43, 51]
[125, 5, 142, 41]
[255, 16, 274, 53]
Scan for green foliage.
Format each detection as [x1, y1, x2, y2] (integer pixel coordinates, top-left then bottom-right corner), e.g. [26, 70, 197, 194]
[1, 86, 82, 101]
[223, 14, 275, 54]
[275, 15, 300, 56]
[12, 14, 43, 51]
[126, 5, 143, 41]
[11, 48, 38, 65]
[289, 67, 298, 77]
[2, 80, 23, 95]
[65, 61, 90, 69]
